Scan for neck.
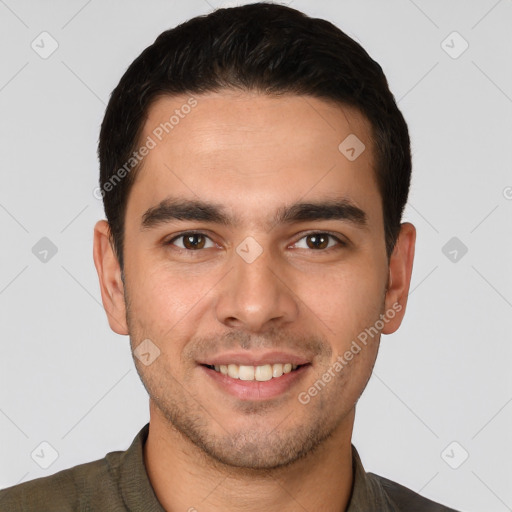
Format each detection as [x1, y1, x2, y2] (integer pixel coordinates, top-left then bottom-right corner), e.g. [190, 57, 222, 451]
[144, 405, 355, 512]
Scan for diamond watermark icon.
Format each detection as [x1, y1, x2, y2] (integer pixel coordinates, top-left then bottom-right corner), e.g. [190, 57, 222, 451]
[236, 236, 263, 264]
[31, 31, 59, 59]
[441, 441, 469, 469]
[441, 31, 469, 59]
[338, 134, 366, 161]
[442, 237, 468, 263]
[133, 338, 161, 366]
[32, 237, 58, 263]
[31, 441, 59, 469]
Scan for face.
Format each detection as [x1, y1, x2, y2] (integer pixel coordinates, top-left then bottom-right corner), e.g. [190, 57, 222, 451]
[95, 91, 414, 470]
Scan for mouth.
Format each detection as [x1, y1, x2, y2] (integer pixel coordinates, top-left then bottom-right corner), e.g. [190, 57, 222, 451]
[199, 361, 312, 401]
[201, 362, 309, 382]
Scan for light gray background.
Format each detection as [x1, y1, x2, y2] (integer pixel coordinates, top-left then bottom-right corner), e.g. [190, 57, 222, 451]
[1, 1, 511, 511]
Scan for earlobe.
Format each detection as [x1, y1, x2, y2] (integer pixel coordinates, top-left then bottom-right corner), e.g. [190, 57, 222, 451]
[382, 222, 416, 335]
[93, 220, 129, 335]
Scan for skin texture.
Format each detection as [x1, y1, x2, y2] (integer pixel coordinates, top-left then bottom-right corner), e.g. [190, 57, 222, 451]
[93, 91, 416, 512]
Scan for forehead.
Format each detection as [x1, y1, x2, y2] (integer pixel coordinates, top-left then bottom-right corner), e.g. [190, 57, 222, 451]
[127, 91, 381, 229]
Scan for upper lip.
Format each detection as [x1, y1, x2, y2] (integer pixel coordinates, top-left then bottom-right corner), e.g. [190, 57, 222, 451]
[198, 351, 312, 366]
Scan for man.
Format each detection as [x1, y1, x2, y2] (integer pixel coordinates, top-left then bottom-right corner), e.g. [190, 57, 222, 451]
[0, 3, 460, 511]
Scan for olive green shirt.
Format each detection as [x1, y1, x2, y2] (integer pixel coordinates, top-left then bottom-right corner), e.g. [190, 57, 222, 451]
[0, 423, 459, 511]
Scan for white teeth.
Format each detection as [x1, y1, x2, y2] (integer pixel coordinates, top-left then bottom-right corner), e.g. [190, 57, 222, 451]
[238, 365, 255, 381]
[254, 364, 273, 381]
[227, 364, 239, 379]
[272, 363, 283, 378]
[212, 363, 301, 381]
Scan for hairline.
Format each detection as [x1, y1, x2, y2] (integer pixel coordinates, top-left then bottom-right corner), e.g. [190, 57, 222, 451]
[111, 88, 388, 267]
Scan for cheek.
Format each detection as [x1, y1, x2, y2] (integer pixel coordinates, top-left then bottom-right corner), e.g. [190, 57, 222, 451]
[299, 262, 386, 341]
[125, 257, 217, 340]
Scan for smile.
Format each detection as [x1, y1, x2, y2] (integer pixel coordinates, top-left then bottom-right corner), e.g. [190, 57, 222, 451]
[203, 363, 302, 381]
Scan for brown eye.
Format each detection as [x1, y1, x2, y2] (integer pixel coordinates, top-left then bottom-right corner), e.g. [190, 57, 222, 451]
[167, 233, 214, 250]
[183, 234, 205, 249]
[306, 234, 330, 249]
[293, 233, 343, 251]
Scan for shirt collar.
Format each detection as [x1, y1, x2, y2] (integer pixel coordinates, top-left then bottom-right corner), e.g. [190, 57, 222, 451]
[347, 444, 398, 511]
[118, 423, 396, 512]
[118, 423, 166, 512]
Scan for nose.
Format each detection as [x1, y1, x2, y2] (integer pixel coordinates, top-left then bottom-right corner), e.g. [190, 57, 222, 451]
[214, 239, 299, 333]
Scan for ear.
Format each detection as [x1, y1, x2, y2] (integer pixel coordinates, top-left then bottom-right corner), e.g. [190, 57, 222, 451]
[93, 220, 129, 335]
[382, 222, 416, 334]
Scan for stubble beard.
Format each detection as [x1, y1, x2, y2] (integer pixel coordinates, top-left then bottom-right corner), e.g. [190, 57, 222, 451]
[124, 285, 383, 473]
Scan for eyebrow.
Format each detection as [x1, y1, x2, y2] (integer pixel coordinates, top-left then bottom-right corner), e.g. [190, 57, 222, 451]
[140, 196, 368, 231]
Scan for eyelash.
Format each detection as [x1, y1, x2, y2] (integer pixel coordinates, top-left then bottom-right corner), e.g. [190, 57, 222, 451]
[164, 231, 347, 253]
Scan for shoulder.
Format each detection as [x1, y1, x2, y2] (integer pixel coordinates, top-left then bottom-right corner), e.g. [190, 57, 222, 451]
[0, 449, 124, 512]
[368, 472, 461, 512]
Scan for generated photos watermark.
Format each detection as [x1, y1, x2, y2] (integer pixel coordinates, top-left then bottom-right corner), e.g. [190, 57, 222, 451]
[93, 97, 198, 200]
[298, 301, 402, 405]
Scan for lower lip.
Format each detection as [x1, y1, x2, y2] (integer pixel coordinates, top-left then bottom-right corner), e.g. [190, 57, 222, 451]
[200, 364, 311, 401]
